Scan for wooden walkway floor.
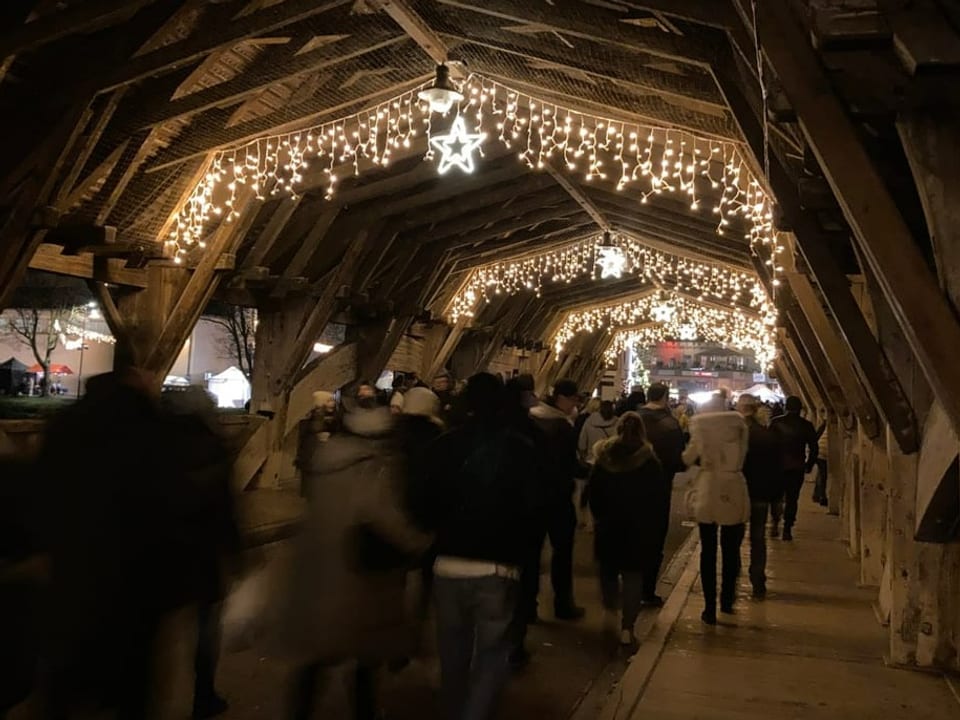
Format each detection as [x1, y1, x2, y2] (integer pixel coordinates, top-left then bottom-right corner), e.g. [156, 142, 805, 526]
[611, 486, 960, 720]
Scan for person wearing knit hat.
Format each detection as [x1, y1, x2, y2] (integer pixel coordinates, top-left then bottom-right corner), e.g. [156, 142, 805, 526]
[401, 386, 442, 425]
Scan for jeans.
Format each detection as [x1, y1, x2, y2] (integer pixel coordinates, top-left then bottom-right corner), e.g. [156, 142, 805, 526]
[434, 574, 518, 720]
[748, 502, 769, 592]
[698, 523, 745, 611]
[287, 662, 377, 720]
[524, 500, 577, 614]
[771, 469, 805, 529]
[599, 567, 645, 631]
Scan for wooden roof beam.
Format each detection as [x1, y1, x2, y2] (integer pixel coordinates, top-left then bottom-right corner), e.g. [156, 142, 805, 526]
[545, 165, 607, 230]
[366, 0, 449, 64]
[0, 0, 160, 57]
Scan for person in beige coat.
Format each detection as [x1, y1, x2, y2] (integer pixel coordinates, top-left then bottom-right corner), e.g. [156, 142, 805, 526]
[280, 404, 431, 720]
[682, 394, 750, 624]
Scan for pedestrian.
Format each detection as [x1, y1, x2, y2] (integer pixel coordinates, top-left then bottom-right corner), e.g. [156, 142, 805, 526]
[681, 392, 750, 624]
[529, 378, 585, 620]
[813, 414, 829, 506]
[589, 412, 669, 649]
[637, 383, 686, 606]
[576, 399, 616, 531]
[737, 394, 782, 600]
[296, 391, 336, 498]
[616, 385, 646, 415]
[770, 396, 818, 540]
[162, 386, 242, 719]
[282, 400, 430, 720]
[425, 374, 541, 720]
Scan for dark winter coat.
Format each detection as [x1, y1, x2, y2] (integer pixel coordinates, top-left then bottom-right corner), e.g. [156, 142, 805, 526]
[161, 408, 241, 605]
[742, 417, 785, 502]
[770, 412, 818, 472]
[589, 440, 670, 571]
[425, 420, 542, 567]
[396, 413, 444, 530]
[638, 406, 686, 477]
[529, 401, 578, 502]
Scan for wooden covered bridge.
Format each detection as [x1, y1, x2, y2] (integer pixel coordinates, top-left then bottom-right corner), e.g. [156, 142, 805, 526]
[1, 0, 959, 680]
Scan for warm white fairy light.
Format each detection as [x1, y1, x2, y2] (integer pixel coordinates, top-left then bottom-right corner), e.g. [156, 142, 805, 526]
[552, 291, 777, 369]
[165, 74, 781, 279]
[447, 232, 767, 322]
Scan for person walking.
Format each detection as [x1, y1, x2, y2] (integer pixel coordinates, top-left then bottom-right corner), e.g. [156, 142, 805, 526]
[736, 394, 782, 600]
[282, 401, 430, 720]
[589, 413, 669, 649]
[682, 393, 750, 624]
[637, 384, 685, 606]
[529, 379, 584, 620]
[770, 396, 818, 540]
[425, 374, 541, 720]
[813, 415, 829, 507]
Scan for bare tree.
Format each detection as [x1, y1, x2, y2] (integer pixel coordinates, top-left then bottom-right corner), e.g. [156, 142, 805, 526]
[1, 305, 72, 395]
[202, 306, 257, 378]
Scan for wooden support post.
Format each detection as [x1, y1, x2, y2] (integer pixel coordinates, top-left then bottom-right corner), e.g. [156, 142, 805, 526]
[781, 307, 847, 421]
[786, 273, 880, 438]
[826, 413, 844, 516]
[424, 317, 468, 381]
[779, 332, 828, 416]
[759, 2, 960, 443]
[857, 427, 886, 589]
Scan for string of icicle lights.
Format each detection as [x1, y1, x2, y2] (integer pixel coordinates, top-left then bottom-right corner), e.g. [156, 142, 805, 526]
[165, 74, 782, 276]
[553, 292, 778, 368]
[447, 233, 767, 323]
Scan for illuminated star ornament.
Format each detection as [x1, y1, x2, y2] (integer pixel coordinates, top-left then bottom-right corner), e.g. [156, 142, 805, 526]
[596, 245, 627, 279]
[430, 115, 486, 174]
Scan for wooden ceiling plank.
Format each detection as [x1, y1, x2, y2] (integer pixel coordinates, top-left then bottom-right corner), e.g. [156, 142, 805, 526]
[127, 32, 405, 129]
[0, 0, 159, 57]
[435, 0, 717, 67]
[98, 0, 353, 92]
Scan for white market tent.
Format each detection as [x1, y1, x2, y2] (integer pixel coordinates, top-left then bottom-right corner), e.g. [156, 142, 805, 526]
[206, 366, 251, 409]
[738, 383, 784, 403]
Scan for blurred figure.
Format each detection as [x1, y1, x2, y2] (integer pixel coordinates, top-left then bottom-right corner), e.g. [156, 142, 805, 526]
[1, 430, 41, 717]
[502, 375, 547, 669]
[682, 393, 750, 625]
[36, 361, 183, 719]
[770, 396, 818, 541]
[424, 374, 541, 720]
[617, 385, 646, 415]
[356, 380, 378, 409]
[589, 413, 669, 649]
[572, 395, 598, 443]
[737, 394, 782, 600]
[282, 399, 428, 720]
[396, 387, 445, 631]
[637, 384, 685, 606]
[813, 414, 829, 507]
[389, 376, 406, 414]
[296, 391, 336, 499]
[432, 370, 455, 418]
[161, 386, 241, 719]
[529, 379, 584, 620]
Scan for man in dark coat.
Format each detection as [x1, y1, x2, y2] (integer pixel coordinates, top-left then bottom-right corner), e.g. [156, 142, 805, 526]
[425, 374, 542, 720]
[162, 387, 241, 719]
[770, 395, 818, 541]
[36, 364, 184, 718]
[529, 378, 584, 620]
[738, 394, 783, 598]
[637, 383, 685, 605]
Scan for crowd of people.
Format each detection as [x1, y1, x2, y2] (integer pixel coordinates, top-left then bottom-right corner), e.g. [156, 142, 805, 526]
[0, 355, 826, 720]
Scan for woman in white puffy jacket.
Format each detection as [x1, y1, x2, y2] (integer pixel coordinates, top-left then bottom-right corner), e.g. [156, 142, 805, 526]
[681, 393, 750, 624]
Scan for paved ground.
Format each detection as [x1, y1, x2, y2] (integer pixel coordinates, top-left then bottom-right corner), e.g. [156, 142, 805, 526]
[198, 486, 693, 720]
[608, 485, 960, 720]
